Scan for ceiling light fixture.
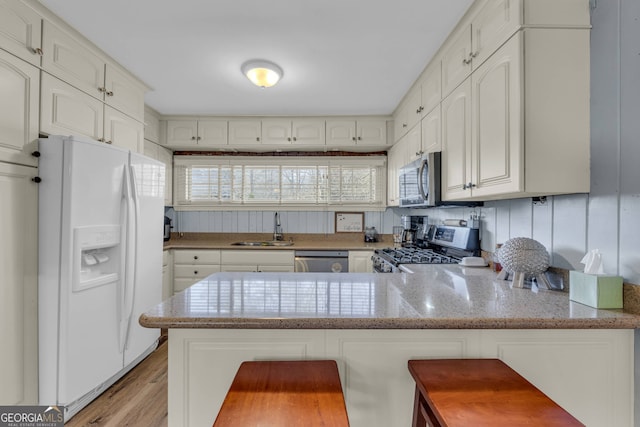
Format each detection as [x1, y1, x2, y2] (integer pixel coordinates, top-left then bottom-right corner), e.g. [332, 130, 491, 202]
[241, 60, 283, 88]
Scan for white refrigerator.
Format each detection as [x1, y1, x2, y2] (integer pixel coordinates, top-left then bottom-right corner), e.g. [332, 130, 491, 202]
[38, 135, 165, 420]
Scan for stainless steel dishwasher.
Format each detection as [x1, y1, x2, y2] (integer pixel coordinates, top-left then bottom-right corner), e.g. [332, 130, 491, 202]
[294, 250, 349, 272]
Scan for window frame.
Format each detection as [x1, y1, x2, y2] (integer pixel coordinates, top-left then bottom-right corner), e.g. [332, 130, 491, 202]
[173, 155, 387, 211]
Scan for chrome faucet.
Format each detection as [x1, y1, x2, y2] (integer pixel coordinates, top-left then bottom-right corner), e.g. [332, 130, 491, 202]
[273, 212, 284, 241]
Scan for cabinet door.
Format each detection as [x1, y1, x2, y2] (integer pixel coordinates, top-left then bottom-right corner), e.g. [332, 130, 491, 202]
[421, 106, 441, 154]
[198, 120, 228, 147]
[471, 33, 522, 198]
[386, 142, 402, 206]
[228, 120, 262, 145]
[405, 89, 422, 131]
[441, 25, 472, 98]
[104, 106, 144, 153]
[262, 119, 292, 145]
[441, 79, 472, 200]
[348, 251, 373, 273]
[405, 123, 422, 162]
[420, 61, 441, 118]
[0, 49, 39, 167]
[42, 22, 106, 100]
[0, 162, 38, 405]
[157, 145, 173, 205]
[144, 107, 161, 144]
[104, 65, 145, 121]
[143, 140, 159, 159]
[326, 120, 356, 146]
[471, 0, 521, 70]
[166, 120, 198, 147]
[393, 103, 410, 142]
[40, 73, 104, 141]
[0, 0, 42, 66]
[292, 120, 325, 146]
[357, 120, 387, 146]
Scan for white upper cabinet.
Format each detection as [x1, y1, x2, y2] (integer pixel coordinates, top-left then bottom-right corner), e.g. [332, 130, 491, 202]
[326, 120, 387, 148]
[420, 106, 441, 156]
[41, 73, 145, 152]
[104, 65, 145, 121]
[41, 73, 104, 141]
[291, 120, 325, 146]
[228, 120, 262, 146]
[0, 0, 43, 66]
[419, 61, 441, 118]
[104, 105, 144, 153]
[470, 0, 521, 70]
[261, 119, 325, 146]
[42, 21, 146, 121]
[441, 25, 473, 98]
[144, 106, 161, 144]
[0, 48, 39, 167]
[166, 119, 227, 148]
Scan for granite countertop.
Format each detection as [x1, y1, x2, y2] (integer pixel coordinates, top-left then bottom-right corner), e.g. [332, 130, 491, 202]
[163, 232, 391, 251]
[140, 265, 640, 330]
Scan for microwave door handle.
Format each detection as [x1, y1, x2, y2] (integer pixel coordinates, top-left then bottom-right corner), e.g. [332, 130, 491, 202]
[417, 160, 428, 200]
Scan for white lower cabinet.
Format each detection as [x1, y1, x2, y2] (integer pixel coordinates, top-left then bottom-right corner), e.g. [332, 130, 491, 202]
[162, 250, 173, 300]
[168, 328, 633, 427]
[220, 250, 295, 272]
[348, 251, 373, 273]
[0, 162, 38, 405]
[172, 250, 221, 294]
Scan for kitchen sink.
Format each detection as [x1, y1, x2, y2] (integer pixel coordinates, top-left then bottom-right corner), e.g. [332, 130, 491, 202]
[231, 241, 294, 247]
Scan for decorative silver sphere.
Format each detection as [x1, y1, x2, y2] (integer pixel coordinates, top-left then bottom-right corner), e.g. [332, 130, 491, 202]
[497, 238, 550, 288]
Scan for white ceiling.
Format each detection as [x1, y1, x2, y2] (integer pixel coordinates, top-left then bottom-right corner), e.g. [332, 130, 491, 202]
[39, 0, 473, 116]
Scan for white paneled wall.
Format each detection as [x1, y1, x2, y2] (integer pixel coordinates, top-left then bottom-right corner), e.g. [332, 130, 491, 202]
[171, 209, 411, 235]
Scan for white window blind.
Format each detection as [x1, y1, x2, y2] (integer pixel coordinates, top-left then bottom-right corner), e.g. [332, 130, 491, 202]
[174, 156, 386, 209]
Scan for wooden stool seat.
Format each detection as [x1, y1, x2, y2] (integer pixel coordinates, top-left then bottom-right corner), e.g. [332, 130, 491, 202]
[213, 360, 349, 427]
[408, 359, 584, 427]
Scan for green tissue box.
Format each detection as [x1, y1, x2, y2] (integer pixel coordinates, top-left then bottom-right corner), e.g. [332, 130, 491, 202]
[569, 271, 623, 309]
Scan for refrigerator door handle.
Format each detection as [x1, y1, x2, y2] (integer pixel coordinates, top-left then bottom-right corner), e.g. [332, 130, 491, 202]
[123, 165, 140, 349]
[119, 166, 136, 354]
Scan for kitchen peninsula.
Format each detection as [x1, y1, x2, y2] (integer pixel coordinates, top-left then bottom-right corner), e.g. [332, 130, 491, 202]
[141, 266, 640, 427]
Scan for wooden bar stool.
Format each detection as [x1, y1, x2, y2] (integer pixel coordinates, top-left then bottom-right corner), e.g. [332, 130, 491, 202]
[213, 360, 350, 427]
[408, 359, 584, 427]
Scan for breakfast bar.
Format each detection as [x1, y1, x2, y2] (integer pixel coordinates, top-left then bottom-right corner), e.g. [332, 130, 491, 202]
[140, 267, 640, 427]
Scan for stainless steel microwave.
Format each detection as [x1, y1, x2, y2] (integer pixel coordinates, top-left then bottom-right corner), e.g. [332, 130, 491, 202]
[399, 152, 481, 208]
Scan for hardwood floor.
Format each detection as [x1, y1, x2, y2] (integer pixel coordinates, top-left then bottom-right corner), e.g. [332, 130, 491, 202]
[65, 340, 168, 427]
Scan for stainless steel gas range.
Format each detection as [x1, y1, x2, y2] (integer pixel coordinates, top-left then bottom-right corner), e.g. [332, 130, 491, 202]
[372, 225, 480, 273]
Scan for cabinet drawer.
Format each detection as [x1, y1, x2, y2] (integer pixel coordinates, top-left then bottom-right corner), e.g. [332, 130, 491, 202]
[174, 265, 221, 279]
[174, 249, 221, 264]
[221, 250, 294, 265]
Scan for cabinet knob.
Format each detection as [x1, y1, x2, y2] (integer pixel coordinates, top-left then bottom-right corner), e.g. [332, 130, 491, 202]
[462, 182, 476, 190]
[32, 176, 42, 183]
[402, 123, 407, 128]
[97, 138, 105, 142]
[357, 136, 362, 140]
[470, 51, 479, 59]
[31, 151, 41, 157]
[256, 137, 260, 142]
[98, 87, 107, 93]
[106, 91, 114, 97]
[463, 58, 471, 65]
[32, 47, 43, 56]
[197, 136, 201, 140]
[194, 270, 198, 275]
[194, 255, 199, 260]
[352, 137, 356, 141]
[287, 137, 291, 142]
[105, 140, 113, 144]
[191, 136, 196, 140]
[292, 137, 297, 141]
